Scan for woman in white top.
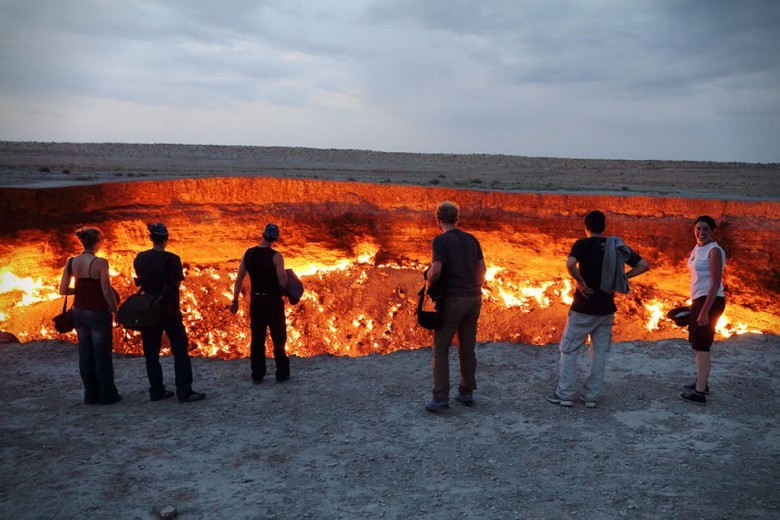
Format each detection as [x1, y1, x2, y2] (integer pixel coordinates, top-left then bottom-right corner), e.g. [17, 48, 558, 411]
[680, 216, 726, 405]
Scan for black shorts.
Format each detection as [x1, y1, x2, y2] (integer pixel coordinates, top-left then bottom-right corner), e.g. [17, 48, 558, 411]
[688, 296, 726, 352]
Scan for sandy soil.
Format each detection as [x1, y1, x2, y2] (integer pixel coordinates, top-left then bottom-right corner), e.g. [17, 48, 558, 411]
[1, 142, 779, 519]
[0, 334, 777, 519]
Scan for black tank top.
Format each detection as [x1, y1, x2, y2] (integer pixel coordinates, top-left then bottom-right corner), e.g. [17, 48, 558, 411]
[74, 257, 109, 311]
[245, 247, 282, 298]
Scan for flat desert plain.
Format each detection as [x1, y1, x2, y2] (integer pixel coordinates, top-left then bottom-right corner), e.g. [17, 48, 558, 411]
[0, 142, 778, 519]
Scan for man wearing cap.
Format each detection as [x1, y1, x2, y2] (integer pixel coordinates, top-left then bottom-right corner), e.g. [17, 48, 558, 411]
[230, 223, 290, 383]
[133, 223, 206, 403]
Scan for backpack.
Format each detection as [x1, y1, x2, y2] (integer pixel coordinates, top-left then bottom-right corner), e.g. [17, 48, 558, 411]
[416, 285, 443, 330]
[117, 290, 162, 330]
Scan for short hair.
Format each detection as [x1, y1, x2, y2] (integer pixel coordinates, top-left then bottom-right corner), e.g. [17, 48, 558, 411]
[75, 227, 103, 248]
[436, 201, 459, 224]
[584, 210, 606, 233]
[147, 223, 169, 245]
[262, 223, 280, 242]
[694, 215, 717, 230]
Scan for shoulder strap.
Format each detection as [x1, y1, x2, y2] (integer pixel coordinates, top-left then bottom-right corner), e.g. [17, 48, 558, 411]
[417, 285, 427, 313]
[87, 256, 99, 279]
[62, 257, 74, 312]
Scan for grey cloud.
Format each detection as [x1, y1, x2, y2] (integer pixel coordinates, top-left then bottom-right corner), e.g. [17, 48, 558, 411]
[0, 0, 778, 161]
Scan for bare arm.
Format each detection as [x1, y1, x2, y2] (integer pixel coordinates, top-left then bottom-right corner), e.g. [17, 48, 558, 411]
[697, 248, 724, 326]
[97, 258, 118, 313]
[274, 252, 288, 289]
[626, 258, 650, 279]
[229, 255, 247, 314]
[99, 260, 118, 312]
[427, 260, 443, 285]
[58, 258, 74, 296]
[566, 256, 593, 297]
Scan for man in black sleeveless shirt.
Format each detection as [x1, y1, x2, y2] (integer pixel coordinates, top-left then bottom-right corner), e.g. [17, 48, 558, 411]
[230, 223, 290, 383]
[425, 201, 486, 411]
[133, 223, 205, 403]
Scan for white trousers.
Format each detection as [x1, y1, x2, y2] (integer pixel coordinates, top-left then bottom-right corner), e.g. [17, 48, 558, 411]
[555, 311, 615, 401]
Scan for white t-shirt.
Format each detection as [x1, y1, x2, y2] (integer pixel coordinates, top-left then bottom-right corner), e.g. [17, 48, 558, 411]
[688, 241, 725, 300]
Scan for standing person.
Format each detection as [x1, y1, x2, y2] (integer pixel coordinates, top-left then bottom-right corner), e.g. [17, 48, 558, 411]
[133, 223, 205, 403]
[679, 215, 726, 406]
[59, 227, 121, 405]
[230, 223, 290, 384]
[425, 201, 486, 412]
[547, 210, 650, 408]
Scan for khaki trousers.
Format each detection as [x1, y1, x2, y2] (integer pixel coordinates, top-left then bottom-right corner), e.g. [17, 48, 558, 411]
[432, 296, 482, 401]
[555, 310, 614, 401]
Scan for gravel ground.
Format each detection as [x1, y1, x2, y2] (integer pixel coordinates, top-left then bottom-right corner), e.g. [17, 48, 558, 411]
[1, 333, 777, 519]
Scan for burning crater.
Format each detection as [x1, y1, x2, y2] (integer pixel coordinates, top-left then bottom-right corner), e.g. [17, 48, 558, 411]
[0, 178, 777, 358]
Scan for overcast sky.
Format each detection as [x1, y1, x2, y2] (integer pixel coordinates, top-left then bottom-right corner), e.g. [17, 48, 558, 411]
[1, 1, 778, 162]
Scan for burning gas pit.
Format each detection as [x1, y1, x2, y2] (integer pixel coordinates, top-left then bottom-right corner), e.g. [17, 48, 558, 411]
[0, 178, 777, 358]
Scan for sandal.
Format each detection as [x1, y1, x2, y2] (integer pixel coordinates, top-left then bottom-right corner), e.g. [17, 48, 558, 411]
[178, 391, 206, 403]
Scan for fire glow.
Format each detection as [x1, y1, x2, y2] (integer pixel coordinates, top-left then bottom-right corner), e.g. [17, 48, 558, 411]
[0, 178, 776, 357]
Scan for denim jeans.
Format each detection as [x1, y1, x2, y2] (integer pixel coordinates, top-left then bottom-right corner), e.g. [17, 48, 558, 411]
[432, 296, 482, 401]
[249, 295, 289, 381]
[73, 307, 119, 404]
[140, 313, 193, 400]
[555, 311, 615, 401]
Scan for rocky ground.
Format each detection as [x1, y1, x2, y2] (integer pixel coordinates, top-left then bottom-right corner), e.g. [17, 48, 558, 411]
[0, 334, 778, 519]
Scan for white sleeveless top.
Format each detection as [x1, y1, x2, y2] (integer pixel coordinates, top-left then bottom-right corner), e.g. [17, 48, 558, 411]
[688, 241, 725, 300]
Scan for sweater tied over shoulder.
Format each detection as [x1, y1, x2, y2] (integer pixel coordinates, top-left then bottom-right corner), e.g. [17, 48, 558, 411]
[600, 236, 631, 295]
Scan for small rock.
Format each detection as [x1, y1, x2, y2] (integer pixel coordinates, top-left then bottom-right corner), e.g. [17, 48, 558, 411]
[160, 505, 177, 519]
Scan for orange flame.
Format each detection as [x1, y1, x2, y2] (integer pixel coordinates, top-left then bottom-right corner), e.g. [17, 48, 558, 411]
[0, 249, 769, 356]
[644, 300, 665, 331]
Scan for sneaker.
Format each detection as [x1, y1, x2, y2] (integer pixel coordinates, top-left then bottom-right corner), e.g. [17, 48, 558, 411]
[178, 391, 206, 403]
[99, 394, 122, 405]
[455, 394, 474, 406]
[546, 393, 573, 407]
[275, 375, 290, 383]
[425, 399, 450, 412]
[679, 391, 706, 406]
[681, 382, 709, 394]
[150, 390, 175, 401]
[579, 395, 597, 408]
[252, 378, 264, 385]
